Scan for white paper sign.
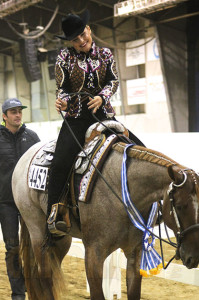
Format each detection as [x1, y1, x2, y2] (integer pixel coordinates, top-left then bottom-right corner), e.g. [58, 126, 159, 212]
[126, 37, 160, 66]
[126, 39, 145, 66]
[126, 78, 146, 105]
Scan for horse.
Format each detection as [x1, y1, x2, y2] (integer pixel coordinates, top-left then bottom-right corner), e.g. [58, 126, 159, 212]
[12, 136, 199, 300]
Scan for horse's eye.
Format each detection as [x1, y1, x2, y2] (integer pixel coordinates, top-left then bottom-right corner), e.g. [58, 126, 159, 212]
[176, 204, 187, 212]
[176, 205, 182, 211]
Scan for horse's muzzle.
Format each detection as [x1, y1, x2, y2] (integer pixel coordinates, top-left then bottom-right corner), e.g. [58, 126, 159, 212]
[180, 246, 199, 269]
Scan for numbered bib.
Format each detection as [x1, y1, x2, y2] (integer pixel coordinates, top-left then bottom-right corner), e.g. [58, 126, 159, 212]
[28, 165, 48, 191]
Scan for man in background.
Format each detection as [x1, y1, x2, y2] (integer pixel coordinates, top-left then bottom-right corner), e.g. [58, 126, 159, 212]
[0, 98, 40, 300]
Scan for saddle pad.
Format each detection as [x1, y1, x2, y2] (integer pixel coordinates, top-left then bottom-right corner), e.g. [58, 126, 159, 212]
[78, 134, 118, 202]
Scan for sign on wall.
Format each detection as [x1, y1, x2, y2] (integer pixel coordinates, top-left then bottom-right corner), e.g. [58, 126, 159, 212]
[126, 76, 166, 105]
[126, 37, 159, 67]
[126, 39, 145, 66]
[126, 78, 146, 105]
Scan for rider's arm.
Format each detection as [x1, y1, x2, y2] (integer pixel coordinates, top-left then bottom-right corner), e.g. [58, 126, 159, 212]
[98, 48, 119, 106]
[55, 49, 71, 108]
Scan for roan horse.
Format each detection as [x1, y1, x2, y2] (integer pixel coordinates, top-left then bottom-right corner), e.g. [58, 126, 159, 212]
[12, 135, 199, 300]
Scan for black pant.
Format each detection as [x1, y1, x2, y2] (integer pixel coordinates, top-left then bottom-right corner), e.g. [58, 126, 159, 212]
[0, 203, 25, 300]
[47, 117, 145, 215]
[47, 117, 96, 214]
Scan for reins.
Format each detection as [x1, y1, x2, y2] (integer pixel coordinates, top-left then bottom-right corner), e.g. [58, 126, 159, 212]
[59, 93, 126, 206]
[157, 202, 177, 269]
[59, 92, 193, 256]
[62, 91, 133, 144]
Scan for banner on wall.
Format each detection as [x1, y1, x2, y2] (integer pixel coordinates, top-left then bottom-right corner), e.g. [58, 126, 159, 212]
[126, 76, 166, 105]
[126, 38, 159, 67]
[126, 78, 146, 105]
[126, 39, 145, 67]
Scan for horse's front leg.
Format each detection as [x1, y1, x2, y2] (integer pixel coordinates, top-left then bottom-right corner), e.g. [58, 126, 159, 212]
[85, 245, 106, 300]
[124, 248, 142, 300]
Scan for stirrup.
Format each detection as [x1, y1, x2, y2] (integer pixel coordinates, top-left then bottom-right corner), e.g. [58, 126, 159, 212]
[48, 221, 69, 237]
[47, 203, 71, 236]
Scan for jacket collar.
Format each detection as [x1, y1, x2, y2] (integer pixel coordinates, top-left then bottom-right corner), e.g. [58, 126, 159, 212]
[0, 122, 25, 134]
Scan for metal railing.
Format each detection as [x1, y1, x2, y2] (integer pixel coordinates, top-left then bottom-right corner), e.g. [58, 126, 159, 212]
[0, 0, 42, 18]
[114, 0, 188, 17]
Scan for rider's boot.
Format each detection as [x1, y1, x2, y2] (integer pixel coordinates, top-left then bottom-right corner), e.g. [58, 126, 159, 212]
[47, 203, 71, 236]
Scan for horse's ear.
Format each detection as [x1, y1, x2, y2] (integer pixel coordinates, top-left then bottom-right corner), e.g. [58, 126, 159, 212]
[168, 165, 183, 184]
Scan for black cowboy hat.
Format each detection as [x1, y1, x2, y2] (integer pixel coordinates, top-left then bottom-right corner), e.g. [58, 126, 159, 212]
[56, 9, 90, 41]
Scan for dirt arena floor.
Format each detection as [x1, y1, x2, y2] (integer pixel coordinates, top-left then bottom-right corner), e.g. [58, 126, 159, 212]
[1, 240, 199, 300]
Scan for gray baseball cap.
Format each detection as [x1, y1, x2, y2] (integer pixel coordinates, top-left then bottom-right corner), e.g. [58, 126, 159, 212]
[2, 98, 27, 113]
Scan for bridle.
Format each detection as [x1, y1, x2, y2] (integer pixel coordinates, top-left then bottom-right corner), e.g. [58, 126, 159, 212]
[167, 169, 199, 249]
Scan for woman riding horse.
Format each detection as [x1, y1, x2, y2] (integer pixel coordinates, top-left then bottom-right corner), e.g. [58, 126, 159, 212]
[47, 9, 144, 236]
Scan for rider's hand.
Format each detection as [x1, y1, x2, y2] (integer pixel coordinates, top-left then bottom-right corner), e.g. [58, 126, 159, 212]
[55, 98, 67, 113]
[87, 96, 103, 114]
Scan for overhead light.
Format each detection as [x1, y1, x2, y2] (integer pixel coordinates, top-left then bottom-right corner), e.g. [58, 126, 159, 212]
[38, 47, 48, 52]
[37, 47, 48, 62]
[19, 22, 29, 34]
[36, 26, 44, 31]
[114, 0, 189, 17]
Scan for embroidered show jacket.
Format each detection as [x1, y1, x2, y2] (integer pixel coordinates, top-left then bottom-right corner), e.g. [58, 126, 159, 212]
[55, 42, 119, 119]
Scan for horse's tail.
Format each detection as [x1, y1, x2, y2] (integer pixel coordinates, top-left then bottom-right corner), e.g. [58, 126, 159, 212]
[19, 218, 66, 300]
[19, 218, 41, 300]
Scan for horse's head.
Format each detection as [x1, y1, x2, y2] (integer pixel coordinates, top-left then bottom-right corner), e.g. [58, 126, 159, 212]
[162, 165, 199, 269]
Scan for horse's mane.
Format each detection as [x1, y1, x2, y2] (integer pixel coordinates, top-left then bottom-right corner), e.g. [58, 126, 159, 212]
[113, 142, 185, 169]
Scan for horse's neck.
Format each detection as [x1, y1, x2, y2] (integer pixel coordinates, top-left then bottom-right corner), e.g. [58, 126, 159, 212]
[105, 150, 170, 209]
[127, 159, 170, 211]
[105, 149, 171, 217]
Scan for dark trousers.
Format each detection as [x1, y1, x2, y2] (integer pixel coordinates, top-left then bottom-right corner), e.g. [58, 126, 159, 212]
[47, 117, 96, 214]
[0, 203, 25, 300]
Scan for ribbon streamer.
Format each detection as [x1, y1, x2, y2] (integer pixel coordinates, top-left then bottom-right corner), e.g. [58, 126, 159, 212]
[121, 144, 163, 277]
